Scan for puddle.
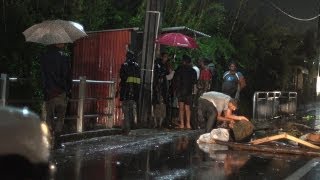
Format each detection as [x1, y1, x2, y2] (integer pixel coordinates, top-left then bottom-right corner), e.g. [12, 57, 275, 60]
[52, 130, 310, 179]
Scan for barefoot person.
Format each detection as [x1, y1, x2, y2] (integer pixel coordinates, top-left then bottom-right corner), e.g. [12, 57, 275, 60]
[173, 55, 197, 129]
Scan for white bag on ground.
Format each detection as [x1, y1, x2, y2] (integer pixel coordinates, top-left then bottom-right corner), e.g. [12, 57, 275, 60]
[197, 133, 214, 144]
[210, 128, 229, 142]
[197, 128, 229, 143]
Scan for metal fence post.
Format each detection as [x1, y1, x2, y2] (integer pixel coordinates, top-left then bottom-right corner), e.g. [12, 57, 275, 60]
[273, 91, 281, 118]
[289, 92, 298, 115]
[0, 74, 7, 106]
[253, 92, 257, 120]
[77, 76, 86, 133]
[107, 80, 116, 128]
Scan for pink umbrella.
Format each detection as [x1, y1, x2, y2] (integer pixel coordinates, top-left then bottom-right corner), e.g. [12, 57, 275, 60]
[156, 33, 199, 49]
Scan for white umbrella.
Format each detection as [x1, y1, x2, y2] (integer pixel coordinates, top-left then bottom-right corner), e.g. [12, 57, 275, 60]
[23, 20, 87, 45]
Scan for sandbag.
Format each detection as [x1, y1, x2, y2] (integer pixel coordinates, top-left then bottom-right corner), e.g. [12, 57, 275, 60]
[197, 128, 230, 144]
[231, 120, 254, 142]
[210, 128, 230, 142]
[197, 133, 215, 144]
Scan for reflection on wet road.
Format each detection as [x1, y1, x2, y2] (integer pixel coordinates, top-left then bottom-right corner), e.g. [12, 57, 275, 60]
[52, 129, 314, 180]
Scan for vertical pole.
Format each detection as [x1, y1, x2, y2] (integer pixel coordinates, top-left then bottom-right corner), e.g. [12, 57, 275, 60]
[252, 92, 257, 121]
[147, 10, 161, 119]
[316, 5, 320, 98]
[0, 74, 7, 106]
[77, 76, 86, 133]
[139, 0, 163, 127]
[265, 92, 269, 120]
[108, 80, 116, 128]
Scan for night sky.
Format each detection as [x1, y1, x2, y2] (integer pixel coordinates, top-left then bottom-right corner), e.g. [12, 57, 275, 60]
[223, 0, 320, 32]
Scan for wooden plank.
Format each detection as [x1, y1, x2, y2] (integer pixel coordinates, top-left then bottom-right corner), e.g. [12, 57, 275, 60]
[251, 134, 287, 145]
[214, 140, 320, 156]
[251, 133, 320, 150]
[286, 134, 320, 150]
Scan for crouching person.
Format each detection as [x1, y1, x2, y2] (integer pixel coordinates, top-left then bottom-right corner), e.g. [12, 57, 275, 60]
[197, 91, 254, 142]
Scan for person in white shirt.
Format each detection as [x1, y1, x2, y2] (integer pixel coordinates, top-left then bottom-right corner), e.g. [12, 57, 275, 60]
[192, 65, 200, 80]
[198, 91, 249, 132]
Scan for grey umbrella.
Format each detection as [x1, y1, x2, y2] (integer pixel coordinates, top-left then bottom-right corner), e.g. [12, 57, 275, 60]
[23, 20, 87, 45]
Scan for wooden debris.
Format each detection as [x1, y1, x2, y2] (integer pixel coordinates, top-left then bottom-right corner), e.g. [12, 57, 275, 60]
[307, 133, 320, 143]
[250, 133, 320, 150]
[251, 134, 286, 145]
[214, 140, 320, 156]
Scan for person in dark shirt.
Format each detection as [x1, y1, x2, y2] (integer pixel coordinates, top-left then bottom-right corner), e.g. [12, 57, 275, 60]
[153, 52, 174, 128]
[40, 43, 72, 146]
[221, 61, 246, 99]
[173, 55, 197, 129]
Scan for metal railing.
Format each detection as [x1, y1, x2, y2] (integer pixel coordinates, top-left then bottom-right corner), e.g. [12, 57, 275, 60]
[70, 76, 116, 132]
[253, 91, 297, 121]
[0, 73, 116, 133]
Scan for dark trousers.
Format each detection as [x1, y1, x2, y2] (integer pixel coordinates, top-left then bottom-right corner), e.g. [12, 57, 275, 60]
[45, 93, 67, 135]
[198, 98, 218, 132]
[122, 100, 137, 132]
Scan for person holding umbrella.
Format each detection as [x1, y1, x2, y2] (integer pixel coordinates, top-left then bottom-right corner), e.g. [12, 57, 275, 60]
[23, 20, 87, 148]
[40, 43, 72, 147]
[156, 33, 199, 129]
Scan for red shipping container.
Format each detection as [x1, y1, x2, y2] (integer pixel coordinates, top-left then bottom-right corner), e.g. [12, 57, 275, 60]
[71, 29, 135, 128]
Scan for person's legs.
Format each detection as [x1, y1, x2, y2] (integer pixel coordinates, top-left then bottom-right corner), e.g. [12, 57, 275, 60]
[128, 100, 134, 130]
[54, 93, 67, 134]
[121, 100, 130, 134]
[164, 103, 172, 128]
[45, 100, 55, 135]
[197, 98, 206, 129]
[184, 95, 193, 129]
[197, 98, 218, 132]
[206, 104, 218, 132]
[45, 99, 56, 147]
[132, 101, 137, 128]
[178, 101, 185, 128]
[185, 104, 191, 129]
[191, 93, 200, 129]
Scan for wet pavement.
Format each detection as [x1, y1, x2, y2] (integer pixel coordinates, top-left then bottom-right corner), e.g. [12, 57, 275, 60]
[51, 128, 320, 180]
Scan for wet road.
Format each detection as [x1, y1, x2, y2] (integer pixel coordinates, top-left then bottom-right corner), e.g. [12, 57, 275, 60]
[51, 129, 319, 180]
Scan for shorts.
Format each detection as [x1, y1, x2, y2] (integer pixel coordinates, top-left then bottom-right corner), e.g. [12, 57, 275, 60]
[177, 95, 193, 105]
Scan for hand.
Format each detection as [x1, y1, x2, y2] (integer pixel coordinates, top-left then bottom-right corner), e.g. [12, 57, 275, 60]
[240, 116, 249, 121]
[229, 120, 235, 128]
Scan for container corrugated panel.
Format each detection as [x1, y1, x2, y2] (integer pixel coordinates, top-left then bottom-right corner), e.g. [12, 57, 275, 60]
[72, 30, 131, 128]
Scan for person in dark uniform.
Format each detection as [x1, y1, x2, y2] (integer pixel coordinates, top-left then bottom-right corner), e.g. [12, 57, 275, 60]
[119, 50, 141, 135]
